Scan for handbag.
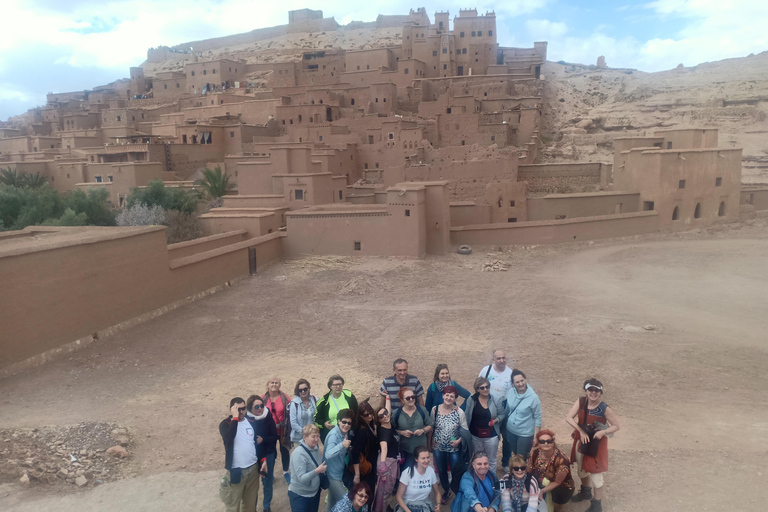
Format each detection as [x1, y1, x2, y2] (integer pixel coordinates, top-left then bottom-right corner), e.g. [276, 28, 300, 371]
[577, 398, 601, 458]
[475, 427, 493, 438]
[300, 445, 329, 490]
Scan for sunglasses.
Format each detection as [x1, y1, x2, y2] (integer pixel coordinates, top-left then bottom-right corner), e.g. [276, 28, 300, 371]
[511, 466, 526, 471]
[586, 387, 601, 393]
[237, 407, 246, 412]
[340, 420, 352, 425]
[404, 395, 416, 401]
[298, 388, 309, 393]
[538, 439, 554, 444]
[477, 385, 490, 390]
[252, 404, 264, 409]
[378, 410, 389, 418]
[356, 493, 369, 499]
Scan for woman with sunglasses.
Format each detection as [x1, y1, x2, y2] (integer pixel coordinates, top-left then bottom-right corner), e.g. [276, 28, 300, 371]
[565, 379, 620, 512]
[290, 379, 318, 446]
[527, 430, 574, 512]
[430, 385, 468, 504]
[373, 397, 398, 512]
[500, 454, 540, 512]
[393, 387, 433, 469]
[316, 374, 359, 443]
[395, 445, 441, 512]
[325, 409, 356, 512]
[331, 482, 373, 512]
[425, 364, 471, 412]
[464, 377, 504, 474]
[263, 376, 292, 484]
[351, 400, 380, 492]
[246, 394, 279, 512]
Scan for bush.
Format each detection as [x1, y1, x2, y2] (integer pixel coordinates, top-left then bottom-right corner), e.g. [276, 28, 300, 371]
[165, 210, 203, 244]
[62, 188, 116, 226]
[42, 208, 87, 226]
[116, 204, 167, 227]
[0, 183, 64, 230]
[125, 179, 199, 214]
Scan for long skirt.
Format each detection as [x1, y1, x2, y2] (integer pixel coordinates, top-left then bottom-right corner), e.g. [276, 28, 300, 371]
[372, 457, 400, 512]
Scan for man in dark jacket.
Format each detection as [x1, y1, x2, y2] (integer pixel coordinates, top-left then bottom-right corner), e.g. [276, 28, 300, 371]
[219, 397, 267, 512]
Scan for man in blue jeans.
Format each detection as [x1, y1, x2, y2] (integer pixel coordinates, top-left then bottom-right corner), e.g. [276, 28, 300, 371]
[478, 350, 513, 473]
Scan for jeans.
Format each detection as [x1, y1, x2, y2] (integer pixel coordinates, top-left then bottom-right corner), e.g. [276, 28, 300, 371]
[262, 451, 276, 509]
[288, 489, 321, 512]
[327, 478, 346, 512]
[400, 450, 415, 472]
[471, 435, 500, 474]
[505, 432, 534, 461]
[432, 449, 461, 493]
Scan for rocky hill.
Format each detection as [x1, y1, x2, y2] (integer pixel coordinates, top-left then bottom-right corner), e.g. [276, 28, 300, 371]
[538, 53, 768, 184]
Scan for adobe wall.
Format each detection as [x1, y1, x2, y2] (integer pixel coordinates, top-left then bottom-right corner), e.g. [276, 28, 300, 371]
[741, 188, 768, 211]
[450, 211, 659, 246]
[199, 213, 280, 237]
[166, 230, 248, 259]
[284, 208, 391, 256]
[518, 162, 611, 193]
[168, 144, 225, 179]
[0, 227, 284, 371]
[450, 202, 492, 226]
[527, 192, 641, 221]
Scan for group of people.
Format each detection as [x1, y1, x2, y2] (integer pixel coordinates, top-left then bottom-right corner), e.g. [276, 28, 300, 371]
[218, 351, 620, 512]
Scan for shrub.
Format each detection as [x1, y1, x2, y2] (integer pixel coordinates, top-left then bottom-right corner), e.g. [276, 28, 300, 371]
[61, 188, 116, 226]
[194, 166, 235, 199]
[42, 208, 87, 226]
[125, 179, 199, 214]
[165, 210, 203, 244]
[116, 204, 167, 226]
[0, 183, 64, 230]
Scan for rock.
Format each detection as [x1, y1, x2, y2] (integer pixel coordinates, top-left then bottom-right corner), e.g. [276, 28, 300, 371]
[575, 119, 593, 129]
[20, 473, 30, 485]
[75, 475, 88, 486]
[596, 56, 606, 68]
[643, 325, 657, 331]
[105, 445, 129, 458]
[58, 468, 69, 477]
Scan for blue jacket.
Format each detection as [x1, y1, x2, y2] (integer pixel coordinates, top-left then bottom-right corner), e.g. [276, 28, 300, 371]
[451, 470, 500, 512]
[504, 385, 542, 437]
[324, 425, 352, 480]
[425, 381, 472, 411]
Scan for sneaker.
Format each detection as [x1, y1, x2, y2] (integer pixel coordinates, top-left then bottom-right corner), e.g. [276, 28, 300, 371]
[441, 491, 452, 505]
[283, 472, 291, 485]
[571, 486, 592, 503]
[585, 499, 603, 512]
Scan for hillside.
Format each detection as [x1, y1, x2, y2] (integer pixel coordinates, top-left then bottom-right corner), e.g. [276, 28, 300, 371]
[538, 53, 768, 183]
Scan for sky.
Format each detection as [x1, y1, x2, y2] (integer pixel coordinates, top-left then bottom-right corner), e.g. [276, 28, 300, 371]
[1, 0, 767, 121]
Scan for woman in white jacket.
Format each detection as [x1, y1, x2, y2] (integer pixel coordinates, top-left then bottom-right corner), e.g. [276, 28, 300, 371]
[290, 379, 318, 444]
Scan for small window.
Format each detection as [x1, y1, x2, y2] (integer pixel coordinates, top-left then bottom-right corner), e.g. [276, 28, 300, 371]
[667, 141, 672, 149]
[463, 48, 467, 54]
[354, 241, 361, 251]
[508, 218, 517, 223]
[471, 31, 476, 37]
[509, 201, 515, 207]
[368, 135, 374, 144]
[294, 189, 304, 200]
[404, 68, 409, 75]
[351, 98, 355, 105]
[375, 162, 379, 169]
[383, 98, 386, 103]
[117, 115, 121, 122]
[191, 71, 195, 76]
[678, 180, 686, 189]
[388, 133, 394, 140]
[203, 70, 207, 75]
[282, 120, 285, 125]
[491, 136, 495, 142]
[164, 84, 168, 89]
[230, 131, 235, 138]
[339, 190, 343, 200]
[375, 98, 378, 103]
[433, 51, 437, 57]
[364, 163, 369, 169]
[446, 108, 451, 114]
[95, 176, 103, 183]
[212, 69, 216, 74]
[461, 140, 465, 145]
[716, 177, 722, 186]
[442, 48, 447, 54]
[319, 136, 323, 141]
[176, 83, 180, 88]
[555, 215, 566, 220]
[108, 176, 113, 182]
[443, 64, 447, 70]
[478, 31, 482, 36]
[460, 31, 465, 37]
[405, 209, 410, 217]
[643, 201, 655, 211]
[489, 30, 493, 36]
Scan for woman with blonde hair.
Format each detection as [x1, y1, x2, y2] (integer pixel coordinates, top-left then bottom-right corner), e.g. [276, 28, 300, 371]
[499, 455, 540, 512]
[263, 376, 292, 483]
[464, 377, 504, 474]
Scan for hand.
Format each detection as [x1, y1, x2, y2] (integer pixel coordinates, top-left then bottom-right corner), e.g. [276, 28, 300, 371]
[256, 435, 263, 445]
[325, 421, 333, 430]
[488, 419, 495, 427]
[435, 504, 441, 511]
[401, 430, 413, 438]
[579, 429, 590, 445]
[315, 462, 327, 474]
[414, 429, 424, 436]
[260, 461, 268, 474]
[231, 404, 242, 417]
[594, 430, 606, 440]
[537, 490, 544, 500]
[342, 439, 351, 448]
[449, 439, 461, 448]
[380, 389, 389, 398]
[353, 474, 360, 484]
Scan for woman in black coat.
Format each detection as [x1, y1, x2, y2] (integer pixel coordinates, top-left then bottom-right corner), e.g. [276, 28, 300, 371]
[350, 400, 380, 491]
[247, 394, 280, 512]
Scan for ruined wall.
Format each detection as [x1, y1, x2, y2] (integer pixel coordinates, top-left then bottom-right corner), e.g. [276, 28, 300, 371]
[526, 192, 641, 221]
[518, 162, 612, 193]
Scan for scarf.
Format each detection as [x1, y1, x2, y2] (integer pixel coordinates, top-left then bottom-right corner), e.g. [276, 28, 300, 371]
[435, 380, 449, 393]
[509, 477, 525, 512]
[247, 408, 269, 421]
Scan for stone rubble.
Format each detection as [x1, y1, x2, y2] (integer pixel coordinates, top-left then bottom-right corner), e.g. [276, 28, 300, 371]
[482, 260, 509, 272]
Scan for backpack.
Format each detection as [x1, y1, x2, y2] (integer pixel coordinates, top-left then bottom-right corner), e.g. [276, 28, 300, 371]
[450, 460, 469, 494]
[393, 404, 427, 428]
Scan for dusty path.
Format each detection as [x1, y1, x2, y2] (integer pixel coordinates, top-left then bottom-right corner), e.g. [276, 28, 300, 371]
[1, 221, 767, 511]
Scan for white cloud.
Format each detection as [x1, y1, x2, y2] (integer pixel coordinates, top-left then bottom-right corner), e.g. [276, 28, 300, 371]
[526, 19, 569, 39]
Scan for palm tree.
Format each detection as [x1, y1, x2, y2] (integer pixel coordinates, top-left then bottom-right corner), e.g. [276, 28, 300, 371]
[0, 167, 27, 187]
[194, 166, 235, 199]
[23, 172, 48, 189]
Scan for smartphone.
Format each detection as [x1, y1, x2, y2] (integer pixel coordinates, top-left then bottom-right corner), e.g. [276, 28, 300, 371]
[493, 479, 510, 491]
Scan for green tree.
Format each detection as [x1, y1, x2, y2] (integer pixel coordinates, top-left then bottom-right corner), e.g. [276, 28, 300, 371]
[0, 168, 28, 187]
[194, 166, 235, 199]
[125, 179, 200, 214]
[0, 183, 64, 230]
[42, 208, 87, 226]
[62, 188, 116, 226]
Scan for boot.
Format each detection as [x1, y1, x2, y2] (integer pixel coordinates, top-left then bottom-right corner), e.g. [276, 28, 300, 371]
[585, 499, 603, 512]
[571, 486, 592, 503]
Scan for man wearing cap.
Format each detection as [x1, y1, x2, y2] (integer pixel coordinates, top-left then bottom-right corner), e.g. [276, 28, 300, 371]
[219, 396, 268, 512]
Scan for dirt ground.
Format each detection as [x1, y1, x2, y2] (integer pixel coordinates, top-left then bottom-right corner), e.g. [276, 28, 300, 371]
[1, 219, 768, 511]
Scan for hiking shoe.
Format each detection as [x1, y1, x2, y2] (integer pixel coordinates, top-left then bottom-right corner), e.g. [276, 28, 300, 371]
[572, 486, 592, 503]
[585, 499, 603, 512]
[283, 472, 291, 484]
[441, 491, 452, 505]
